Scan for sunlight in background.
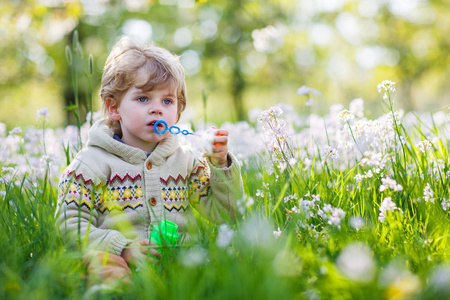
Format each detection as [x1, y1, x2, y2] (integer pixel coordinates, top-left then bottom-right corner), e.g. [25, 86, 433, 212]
[0, 0, 448, 129]
[122, 19, 153, 42]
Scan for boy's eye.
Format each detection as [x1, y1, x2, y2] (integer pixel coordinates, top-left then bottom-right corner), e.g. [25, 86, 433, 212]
[163, 99, 173, 105]
[137, 96, 148, 102]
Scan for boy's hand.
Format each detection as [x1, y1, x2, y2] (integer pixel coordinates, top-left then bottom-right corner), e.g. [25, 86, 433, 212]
[84, 250, 132, 286]
[121, 239, 162, 267]
[208, 129, 230, 168]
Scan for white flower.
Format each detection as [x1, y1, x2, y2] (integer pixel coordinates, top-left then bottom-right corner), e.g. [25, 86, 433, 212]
[246, 196, 255, 207]
[179, 246, 208, 267]
[297, 85, 322, 96]
[364, 170, 373, 178]
[336, 243, 375, 282]
[2, 167, 15, 173]
[237, 195, 255, 215]
[361, 151, 386, 168]
[349, 98, 364, 118]
[0, 191, 6, 197]
[349, 216, 365, 231]
[379, 177, 403, 192]
[355, 174, 363, 183]
[377, 80, 396, 99]
[256, 189, 264, 197]
[423, 183, 434, 203]
[416, 140, 433, 153]
[442, 199, 450, 211]
[327, 208, 346, 227]
[379, 197, 397, 213]
[322, 145, 339, 160]
[338, 109, 355, 124]
[36, 107, 49, 122]
[284, 194, 297, 203]
[216, 224, 234, 248]
[9, 127, 22, 136]
[273, 227, 282, 239]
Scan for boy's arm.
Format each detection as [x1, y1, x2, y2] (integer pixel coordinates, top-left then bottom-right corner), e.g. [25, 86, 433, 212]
[55, 162, 132, 256]
[188, 153, 243, 223]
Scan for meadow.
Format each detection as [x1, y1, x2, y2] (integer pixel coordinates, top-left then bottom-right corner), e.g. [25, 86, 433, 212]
[2, 81, 450, 299]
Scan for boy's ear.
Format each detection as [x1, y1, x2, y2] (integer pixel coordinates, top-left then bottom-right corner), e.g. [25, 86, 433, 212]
[105, 97, 121, 121]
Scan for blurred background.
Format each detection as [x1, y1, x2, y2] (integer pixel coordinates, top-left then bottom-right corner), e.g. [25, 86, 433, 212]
[1, 0, 449, 129]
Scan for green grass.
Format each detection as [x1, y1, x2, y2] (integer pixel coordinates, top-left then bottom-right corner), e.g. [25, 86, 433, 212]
[3, 90, 450, 299]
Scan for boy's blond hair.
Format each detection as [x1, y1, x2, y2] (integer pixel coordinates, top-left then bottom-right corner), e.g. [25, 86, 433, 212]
[100, 36, 187, 134]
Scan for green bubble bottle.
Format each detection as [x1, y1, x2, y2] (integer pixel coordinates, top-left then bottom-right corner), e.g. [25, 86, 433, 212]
[150, 220, 180, 256]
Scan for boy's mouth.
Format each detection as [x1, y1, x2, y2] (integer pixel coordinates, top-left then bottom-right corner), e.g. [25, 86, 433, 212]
[148, 120, 165, 129]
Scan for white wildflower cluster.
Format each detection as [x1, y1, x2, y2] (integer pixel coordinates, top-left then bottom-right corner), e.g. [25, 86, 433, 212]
[336, 243, 375, 283]
[319, 204, 346, 228]
[257, 106, 293, 169]
[361, 151, 388, 168]
[297, 85, 321, 106]
[349, 216, 365, 231]
[442, 199, 450, 211]
[297, 85, 321, 96]
[338, 109, 355, 125]
[292, 192, 320, 218]
[416, 140, 433, 153]
[291, 193, 346, 229]
[9, 127, 22, 136]
[273, 227, 282, 239]
[377, 80, 396, 99]
[417, 183, 434, 203]
[349, 98, 364, 118]
[379, 177, 403, 192]
[236, 194, 255, 215]
[0, 109, 97, 188]
[283, 194, 298, 203]
[378, 197, 401, 223]
[322, 145, 339, 161]
[36, 107, 49, 122]
[354, 168, 382, 184]
[216, 224, 234, 248]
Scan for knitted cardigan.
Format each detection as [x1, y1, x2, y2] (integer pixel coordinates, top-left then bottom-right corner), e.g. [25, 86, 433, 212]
[55, 120, 243, 256]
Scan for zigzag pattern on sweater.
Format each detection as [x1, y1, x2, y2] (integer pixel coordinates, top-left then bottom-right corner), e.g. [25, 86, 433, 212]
[164, 202, 188, 212]
[64, 198, 93, 209]
[98, 202, 144, 213]
[194, 185, 210, 203]
[63, 197, 144, 213]
[159, 165, 207, 185]
[65, 170, 96, 186]
[107, 173, 142, 184]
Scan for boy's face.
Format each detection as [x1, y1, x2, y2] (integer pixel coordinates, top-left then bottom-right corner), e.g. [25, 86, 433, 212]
[107, 72, 179, 153]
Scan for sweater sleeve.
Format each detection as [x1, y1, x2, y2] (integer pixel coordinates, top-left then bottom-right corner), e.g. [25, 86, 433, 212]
[55, 159, 132, 255]
[188, 152, 243, 223]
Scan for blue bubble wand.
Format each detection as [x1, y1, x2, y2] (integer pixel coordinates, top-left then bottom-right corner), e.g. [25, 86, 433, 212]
[154, 120, 223, 158]
[154, 120, 195, 136]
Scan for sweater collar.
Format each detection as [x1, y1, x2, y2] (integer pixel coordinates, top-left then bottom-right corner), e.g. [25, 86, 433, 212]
[87, 119, 179, 165]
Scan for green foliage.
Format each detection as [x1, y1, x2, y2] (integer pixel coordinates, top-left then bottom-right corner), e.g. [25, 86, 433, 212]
[2, 1, 450, 128]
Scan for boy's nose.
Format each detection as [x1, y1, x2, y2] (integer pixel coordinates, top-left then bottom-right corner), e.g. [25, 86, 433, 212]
[149, 106, 163, 115]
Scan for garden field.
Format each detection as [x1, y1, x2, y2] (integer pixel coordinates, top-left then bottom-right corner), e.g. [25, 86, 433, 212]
[2, 81, 450, 299]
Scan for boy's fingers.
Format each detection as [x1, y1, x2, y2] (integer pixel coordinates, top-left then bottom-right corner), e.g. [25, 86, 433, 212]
[214, 129, 229, 137]
[149, 248, 162, 259]
[213, 136, 228, 146]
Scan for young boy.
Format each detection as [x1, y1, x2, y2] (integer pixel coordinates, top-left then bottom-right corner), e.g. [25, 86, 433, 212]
[55, 36, 243, 280]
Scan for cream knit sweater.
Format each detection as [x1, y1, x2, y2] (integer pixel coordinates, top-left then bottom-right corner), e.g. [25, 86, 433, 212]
[55, 120, 243, 255]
